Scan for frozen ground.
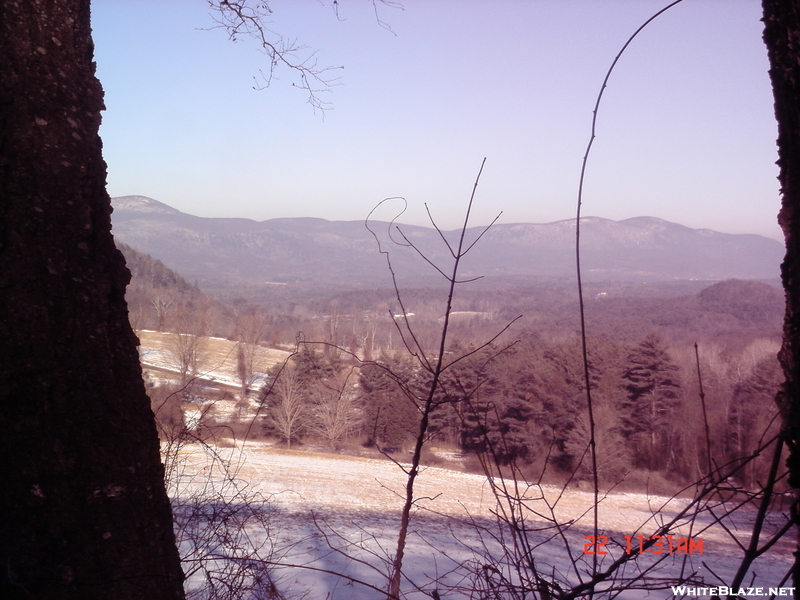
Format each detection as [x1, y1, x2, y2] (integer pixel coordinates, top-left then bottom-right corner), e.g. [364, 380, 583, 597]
[138, 334, 793, 598]
[168, 442, 794, 600]
[137, 329, 291, 391]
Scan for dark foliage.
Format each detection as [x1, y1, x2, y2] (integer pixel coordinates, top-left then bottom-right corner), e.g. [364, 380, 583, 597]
[360, 357, 421, 450]
[620, 333, 682, 470]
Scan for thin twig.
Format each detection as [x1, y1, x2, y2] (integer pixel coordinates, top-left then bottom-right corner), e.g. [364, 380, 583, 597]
[573, 0, 686, 590]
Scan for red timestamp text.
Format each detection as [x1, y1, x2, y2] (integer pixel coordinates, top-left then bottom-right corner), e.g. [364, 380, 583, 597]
[583, 535, 704, 555]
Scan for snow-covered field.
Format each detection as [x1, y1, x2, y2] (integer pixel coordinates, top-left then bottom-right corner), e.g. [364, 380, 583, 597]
[137, 329, 291, 391]
[168, 441, 794, 600]
[136, 333, 794, 599]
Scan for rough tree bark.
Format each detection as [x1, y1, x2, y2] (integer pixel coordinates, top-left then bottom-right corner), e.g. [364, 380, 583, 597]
[762, 0, 800, 590]
[0, 2, 185, 598]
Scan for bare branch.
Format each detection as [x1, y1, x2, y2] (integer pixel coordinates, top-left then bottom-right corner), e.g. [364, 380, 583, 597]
[573, 0, 687, 580]
[205, 1, 341, 112]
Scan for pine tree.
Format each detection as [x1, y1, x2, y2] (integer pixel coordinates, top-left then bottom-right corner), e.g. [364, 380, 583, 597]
[620, 333, 682, 471]
[360, 356, 420, 450]
[460, 395, 538, 465]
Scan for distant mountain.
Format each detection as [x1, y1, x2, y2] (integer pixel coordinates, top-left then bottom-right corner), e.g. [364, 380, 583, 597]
[110, 196, 784, 292]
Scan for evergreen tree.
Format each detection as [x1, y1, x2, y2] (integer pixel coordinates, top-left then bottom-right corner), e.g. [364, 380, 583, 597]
[620, 333, 682, 471]
[460, 395, 538, 465]
[448, 343, 541, 465]
[360, 356, 420, 450]
[293, 345, 340, 386]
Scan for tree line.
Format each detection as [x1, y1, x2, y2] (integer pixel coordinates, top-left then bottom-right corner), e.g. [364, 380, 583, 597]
[245, 330, 782, 492]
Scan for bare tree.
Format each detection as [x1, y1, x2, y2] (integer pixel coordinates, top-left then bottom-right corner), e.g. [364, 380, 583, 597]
[152, 386, 286, 600]
[265, 362, 306, 449]
[152, 290, 178, 332]
[206, 0, 400, 112]
[565, 402, 629, 484]
[365, 314, 379, 361]
[359, 160, 519, 600]
[166, 304, 209, 388]
[235, 306, 268, 397]
[306, 368, 362, 450]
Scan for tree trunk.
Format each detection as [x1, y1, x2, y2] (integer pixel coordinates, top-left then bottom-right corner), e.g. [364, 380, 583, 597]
[761, 0, 800, 589]
[0, 2, 185, 598]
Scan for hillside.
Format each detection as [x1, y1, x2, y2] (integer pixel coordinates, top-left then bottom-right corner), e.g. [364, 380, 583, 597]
[117, 241, 226, 333]
[111, 196, 784, 296]
[118, 241, 199, 294]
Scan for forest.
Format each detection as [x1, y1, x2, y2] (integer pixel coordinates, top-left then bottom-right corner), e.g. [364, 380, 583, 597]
[120, 242, 784, 494]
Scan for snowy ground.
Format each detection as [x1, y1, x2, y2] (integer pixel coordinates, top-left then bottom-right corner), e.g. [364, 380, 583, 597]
[168, 442, 794, 600]
[137, 333, 794, 599]
[137, 329, 291, 391]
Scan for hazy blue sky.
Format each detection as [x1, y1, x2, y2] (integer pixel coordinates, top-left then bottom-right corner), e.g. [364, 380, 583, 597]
[92, 1, 782, 239]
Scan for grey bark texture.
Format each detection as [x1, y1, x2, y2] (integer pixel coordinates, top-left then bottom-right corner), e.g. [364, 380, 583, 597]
[762, 0, 800, 590]
[0, 1, 185, 598]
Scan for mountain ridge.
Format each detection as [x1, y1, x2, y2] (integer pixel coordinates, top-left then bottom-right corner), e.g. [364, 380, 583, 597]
[110, 196, 784, 292]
